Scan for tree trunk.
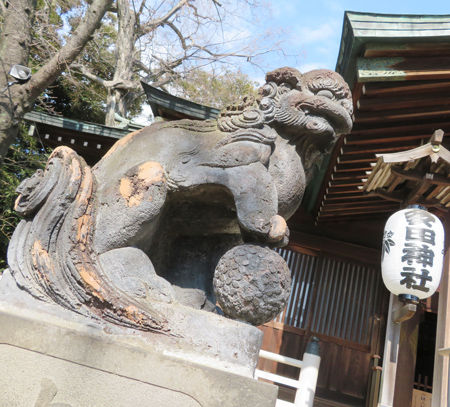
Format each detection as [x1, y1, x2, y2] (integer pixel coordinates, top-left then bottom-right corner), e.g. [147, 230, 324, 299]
[104, 0, 136, 126]
[0, 0, 36, 158]
[105, 88, 117, 126]
[0, 0, 113, 161]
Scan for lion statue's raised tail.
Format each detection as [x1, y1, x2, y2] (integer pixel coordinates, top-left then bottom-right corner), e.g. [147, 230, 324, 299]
[7, 146, 167, 332]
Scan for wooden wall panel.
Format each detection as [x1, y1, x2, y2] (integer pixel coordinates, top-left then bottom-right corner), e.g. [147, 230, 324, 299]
[258, 325, 369, 404]
[257, 247, 390, 406]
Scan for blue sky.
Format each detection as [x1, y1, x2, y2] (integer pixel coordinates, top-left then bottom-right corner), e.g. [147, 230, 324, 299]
[135, 0, 449, 123]
[242, 0, 450, 83]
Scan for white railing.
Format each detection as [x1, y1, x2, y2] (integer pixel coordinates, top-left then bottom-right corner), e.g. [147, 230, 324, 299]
[254, 338, 321, 407]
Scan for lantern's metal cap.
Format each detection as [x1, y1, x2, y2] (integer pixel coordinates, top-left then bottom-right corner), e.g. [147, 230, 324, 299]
[399, 294, 419, 305]
[305, 336, 320, 356]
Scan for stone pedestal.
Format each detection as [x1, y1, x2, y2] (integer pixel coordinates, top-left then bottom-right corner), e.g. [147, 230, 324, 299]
[0, 272, 277, 407]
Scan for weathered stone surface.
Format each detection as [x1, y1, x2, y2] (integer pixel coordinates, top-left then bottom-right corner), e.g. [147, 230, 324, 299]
[6, 67, 352, 331]
[214, 244, 291, 325]
[0, 299, 278, 407]
[98, 247, 176, 304]
[0, 269, 263, 377]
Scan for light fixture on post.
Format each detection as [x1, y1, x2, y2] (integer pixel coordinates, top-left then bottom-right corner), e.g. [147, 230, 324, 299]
[9, 65, 31, 82]
[1, 65, 32, 94]
[381, 205, 445, 321]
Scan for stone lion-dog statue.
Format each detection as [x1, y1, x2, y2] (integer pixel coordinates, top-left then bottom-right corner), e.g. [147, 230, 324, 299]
[7, 67, 352, 331]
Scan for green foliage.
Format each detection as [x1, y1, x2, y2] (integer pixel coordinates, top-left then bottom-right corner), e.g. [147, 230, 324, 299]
[175, 69, 259, 109]
[43, 75, 108, 123]
[37, 9, 144, 123]
[30, 3, 117, 123]
[0, 127, 49, 272]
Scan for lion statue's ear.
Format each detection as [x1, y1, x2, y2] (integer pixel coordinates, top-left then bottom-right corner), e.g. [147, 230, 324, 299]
[265, 67, 303, 88]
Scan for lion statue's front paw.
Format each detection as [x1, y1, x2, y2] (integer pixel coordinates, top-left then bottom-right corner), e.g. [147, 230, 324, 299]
[268, 215, 289, 246]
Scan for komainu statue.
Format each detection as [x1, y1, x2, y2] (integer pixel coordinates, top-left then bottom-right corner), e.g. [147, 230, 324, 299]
[7, 67, 352, 332]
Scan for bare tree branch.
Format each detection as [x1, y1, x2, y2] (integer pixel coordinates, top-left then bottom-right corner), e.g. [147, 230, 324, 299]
[166, 21, 187, 50]
[136, 0, 146, 20]
[0, 0, 7, 16]
[73, 0, 282, 126]
[139, 0, 188, 36]
[133, 59, 154, 76]
[152, 76, 175, 89]
[72, 62, 140, 91]
[71, 63, 108, 86]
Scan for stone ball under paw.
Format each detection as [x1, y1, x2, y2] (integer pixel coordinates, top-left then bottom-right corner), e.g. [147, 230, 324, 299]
[213, 244, 291, 326]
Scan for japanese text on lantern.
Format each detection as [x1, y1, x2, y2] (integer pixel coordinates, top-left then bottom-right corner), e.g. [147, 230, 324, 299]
[400, 210, 436, 293]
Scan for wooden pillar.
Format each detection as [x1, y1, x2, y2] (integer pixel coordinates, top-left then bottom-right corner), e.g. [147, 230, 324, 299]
[432, 215, 450, 407]
[378, 294, 420, 407]
[378, 294, 401, 407]
[392, 309, 420, 407]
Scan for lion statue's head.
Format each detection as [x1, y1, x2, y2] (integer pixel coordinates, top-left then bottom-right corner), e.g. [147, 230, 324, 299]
[218, 67, 353, 182]
[261, 67, 353, 141]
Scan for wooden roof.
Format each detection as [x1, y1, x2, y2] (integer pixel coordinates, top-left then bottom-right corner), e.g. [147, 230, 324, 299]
[24, 111, 142, 165]
[313, 11, 450, 222]
[363, 129, 450, 211]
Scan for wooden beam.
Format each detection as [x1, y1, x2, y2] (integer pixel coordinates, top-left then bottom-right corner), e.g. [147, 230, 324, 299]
[391, 167, 450, 186]
[404, 181, 432, 206]
[323, 194, 374, 202]
[363, 43, 450, 58]
[357, 95, 450, 112]
[362, 80, 450, 97]
[337, 155, 377, 164]
[320, 201, 397, 210]
[368, 189, 405, 203]
[325, 189, 365, 195]
[357, 57, 450, 83]
[288, 230, 380, 266]
[311, 132, 346, 218]
[351, 120, 450, 137]
[377, 143, 434, 163]
[355, 106, 450, 125]
[345, 133, 430, 146]
[328, 180, 365, 187]
[331, 172, 367, 181]
[334, 163, 373, 172]
[326, 187, 362, 194]
[342, 143, 419, 155]
[319, 206, 398, 217]
[431, 128, 445, 145]
[262, 321, 370, 353]
[317, 213, 389, 223]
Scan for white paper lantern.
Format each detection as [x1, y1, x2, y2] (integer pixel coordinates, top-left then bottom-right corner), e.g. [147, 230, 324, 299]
[381, 207, 445, 301]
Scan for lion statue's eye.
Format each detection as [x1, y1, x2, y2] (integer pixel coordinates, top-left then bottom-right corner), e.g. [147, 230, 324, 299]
[316, 89, 335, 100]
[278, 83, 292, 94]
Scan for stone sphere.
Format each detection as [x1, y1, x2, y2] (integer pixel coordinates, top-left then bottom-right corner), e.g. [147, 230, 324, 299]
[213, 244, 291, 326]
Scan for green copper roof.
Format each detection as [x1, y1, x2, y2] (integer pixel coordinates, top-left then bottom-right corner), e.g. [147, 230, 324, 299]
[304, 11, 450, 214]
[24, 111, 142, 140]
[336, 11, 450, 87]
[141, 81, 220, 120]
